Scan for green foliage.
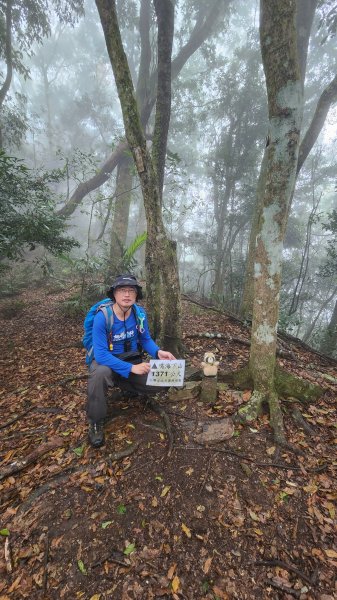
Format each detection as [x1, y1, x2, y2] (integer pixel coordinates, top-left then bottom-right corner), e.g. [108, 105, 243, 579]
[0, 1, 84, 63]
[320, 209, 337, 277]
[1, 95, 28, 149]
[59, 294, 92, 319]
[0, 150, 79, 269]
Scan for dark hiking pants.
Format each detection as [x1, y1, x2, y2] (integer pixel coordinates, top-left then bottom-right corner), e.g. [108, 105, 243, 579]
[87, 360, 164, 423]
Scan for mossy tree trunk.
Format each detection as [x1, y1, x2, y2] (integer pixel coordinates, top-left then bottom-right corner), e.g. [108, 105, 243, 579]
[95, 0, 182, 356]
[238, 0, 304, 444]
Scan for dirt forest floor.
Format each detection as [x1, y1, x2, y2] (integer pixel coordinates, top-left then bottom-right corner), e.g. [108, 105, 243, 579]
[0, 288, 336, 600]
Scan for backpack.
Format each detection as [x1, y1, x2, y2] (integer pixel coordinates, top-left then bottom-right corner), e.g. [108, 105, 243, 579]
[82, 298, 146, 366]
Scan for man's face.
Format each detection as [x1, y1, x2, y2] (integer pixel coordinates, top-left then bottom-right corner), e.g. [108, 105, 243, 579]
[114, 286, 137, 309]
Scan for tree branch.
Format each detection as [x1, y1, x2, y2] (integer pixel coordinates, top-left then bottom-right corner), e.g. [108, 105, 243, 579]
[298, 73, 337, 173]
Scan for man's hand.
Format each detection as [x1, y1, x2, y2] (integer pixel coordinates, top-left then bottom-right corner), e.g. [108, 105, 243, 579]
[131, 362, 151, 375]
[158, 350, 176, 360]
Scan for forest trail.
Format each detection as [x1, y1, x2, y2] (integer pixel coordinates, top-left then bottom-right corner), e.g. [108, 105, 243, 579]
[0, 288, 336, 600]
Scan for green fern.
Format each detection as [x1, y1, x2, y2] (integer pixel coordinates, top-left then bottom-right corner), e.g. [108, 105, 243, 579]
[122, 231, 147, 264]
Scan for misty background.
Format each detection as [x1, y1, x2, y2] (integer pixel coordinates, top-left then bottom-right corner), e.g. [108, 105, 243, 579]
[1, 0, 337, 357]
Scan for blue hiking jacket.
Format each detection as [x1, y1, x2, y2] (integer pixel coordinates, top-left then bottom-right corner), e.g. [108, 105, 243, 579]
[92, 307, 159, 378]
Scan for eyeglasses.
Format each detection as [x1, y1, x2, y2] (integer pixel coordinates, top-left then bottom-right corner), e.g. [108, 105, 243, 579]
[115, 287, 137, 295]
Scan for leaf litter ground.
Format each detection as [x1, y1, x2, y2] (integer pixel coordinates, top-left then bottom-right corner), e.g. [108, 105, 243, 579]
[0, 289, 336, 600]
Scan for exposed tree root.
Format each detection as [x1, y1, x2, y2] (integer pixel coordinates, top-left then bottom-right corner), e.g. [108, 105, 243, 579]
[91, 549, 129, 570]
[234, 389, 264, 424]
[15, 465, 82, 516]
[142, 397, 174, 455]
[290, 406, 316, 436]
[218, 364, 323, 403]
[269, 390, 287, 447]
[0, 405, 36, 430]
[0, 436, 65, 482]
[226, 364, 322, 451]
[15, 445, 141, 517]
[254, 558, 315, 587]
[108, 441, 140, 465]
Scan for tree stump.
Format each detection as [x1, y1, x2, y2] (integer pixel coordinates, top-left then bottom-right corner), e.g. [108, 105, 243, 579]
[200, 375, 218, 403]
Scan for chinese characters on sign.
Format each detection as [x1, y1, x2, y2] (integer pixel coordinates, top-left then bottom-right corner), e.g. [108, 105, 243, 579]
[146, 360, 185, 387]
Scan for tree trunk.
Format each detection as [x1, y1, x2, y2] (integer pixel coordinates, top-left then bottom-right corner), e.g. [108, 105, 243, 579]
[302, 285, 337, 343]
[240, 147, 268, 318]
[0, 0, 13, 148]
[95, 0, 182, 356]
[152, 0, 174, 203]
[320, 298, 337, 356]
[239, 0, 304, 444]
[240, 0, 329, 320]
[145, 0, 175, 339]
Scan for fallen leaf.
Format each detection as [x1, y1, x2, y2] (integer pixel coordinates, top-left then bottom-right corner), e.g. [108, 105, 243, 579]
[181, 523, 191, 538]
[73, 445, 85, 458]
[161, 486, 171, 497]
[167, 563, 177, 579]
[212, 585, 228, 599]
[325, 549, 337, 558]
[101, 521, 113, 529]
[77, 560, 87, 575]
[0, 529, 9, 536]
[171, 575, 180, 593]
[124, 543, 136, 555]
[203, 556, 212, 574]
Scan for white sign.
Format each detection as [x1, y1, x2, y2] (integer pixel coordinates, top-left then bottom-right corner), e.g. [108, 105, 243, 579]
[146, 359, 185, 387]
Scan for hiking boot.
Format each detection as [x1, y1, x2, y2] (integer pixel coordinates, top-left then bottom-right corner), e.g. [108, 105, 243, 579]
[88, 421, 105, 448]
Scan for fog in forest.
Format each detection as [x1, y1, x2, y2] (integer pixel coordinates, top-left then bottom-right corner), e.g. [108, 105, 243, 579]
[1, 0, 337, 358]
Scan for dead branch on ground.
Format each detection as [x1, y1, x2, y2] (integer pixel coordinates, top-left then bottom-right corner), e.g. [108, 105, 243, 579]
[0, 436, 64, 482]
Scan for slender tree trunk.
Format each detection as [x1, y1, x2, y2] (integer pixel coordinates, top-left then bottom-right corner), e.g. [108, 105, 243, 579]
[0, 0, 13, 148]
[152, 0, 173, 203]
[302, 285, 337, 343]
[320, 299, 337, 356]
[239, 0, 304, 444]
[288, 171, 321, 316]
[41, 63, 53, 154]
